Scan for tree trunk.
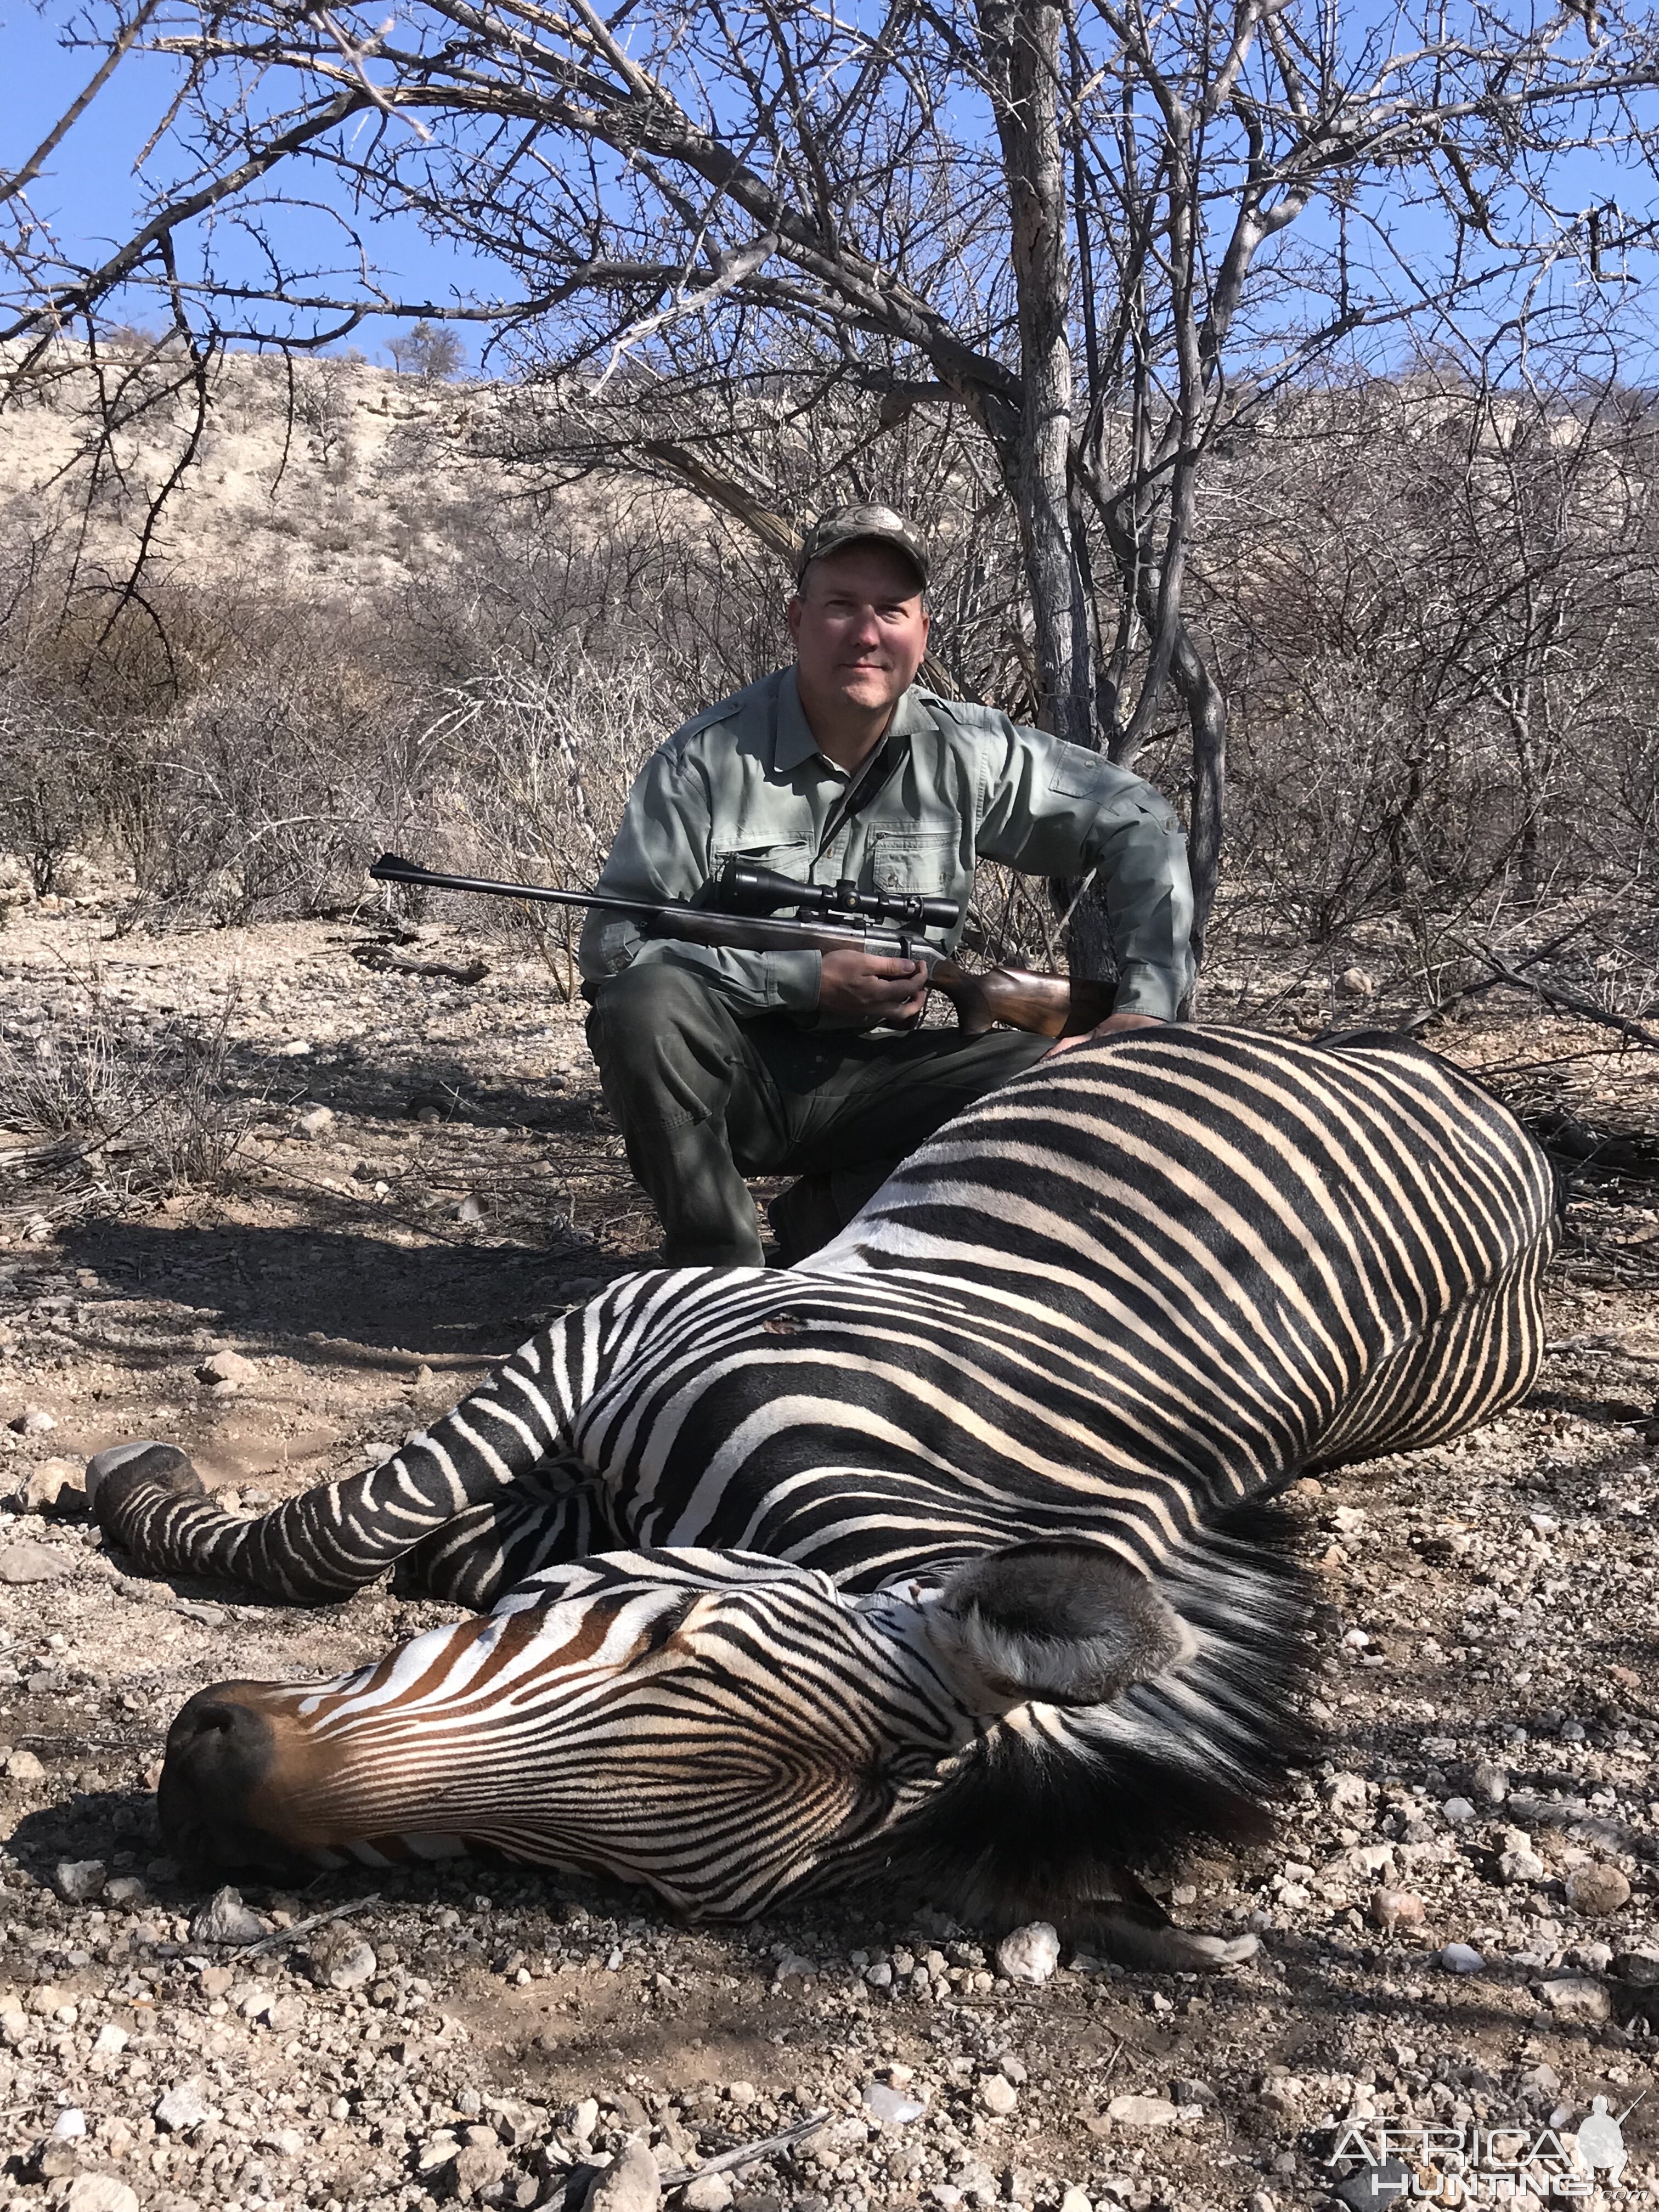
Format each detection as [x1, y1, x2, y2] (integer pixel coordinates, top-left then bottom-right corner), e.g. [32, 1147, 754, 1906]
[977, 0, 1089, 749]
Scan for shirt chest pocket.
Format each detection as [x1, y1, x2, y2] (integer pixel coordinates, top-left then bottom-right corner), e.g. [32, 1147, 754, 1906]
[866, 828, 957, 897]
[711, 838, 814, 887]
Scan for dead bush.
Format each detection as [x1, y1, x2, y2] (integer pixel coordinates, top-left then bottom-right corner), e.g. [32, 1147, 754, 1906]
[0, 972, 262, 1203]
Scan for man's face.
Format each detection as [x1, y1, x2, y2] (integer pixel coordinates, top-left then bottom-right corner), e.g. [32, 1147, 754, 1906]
[788, 543, 930, 718]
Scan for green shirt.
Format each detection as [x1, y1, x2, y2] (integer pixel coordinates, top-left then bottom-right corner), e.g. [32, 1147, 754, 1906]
[579, 667, 1195, 1023]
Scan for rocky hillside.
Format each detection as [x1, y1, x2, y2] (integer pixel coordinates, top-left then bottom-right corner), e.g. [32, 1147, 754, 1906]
[0, 344, 531, 592]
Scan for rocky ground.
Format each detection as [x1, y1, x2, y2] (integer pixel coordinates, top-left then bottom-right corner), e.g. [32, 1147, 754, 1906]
[0, 879, 1657, 2212]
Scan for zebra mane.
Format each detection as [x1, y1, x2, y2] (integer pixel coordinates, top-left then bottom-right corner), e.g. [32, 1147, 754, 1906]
[856, 1500, 1317, 1926]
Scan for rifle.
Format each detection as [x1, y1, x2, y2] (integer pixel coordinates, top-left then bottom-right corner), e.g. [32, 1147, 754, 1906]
[368, 853, 1115, 1040]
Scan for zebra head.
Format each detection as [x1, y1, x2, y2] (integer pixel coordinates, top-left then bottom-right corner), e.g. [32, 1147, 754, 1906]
[157, 1531, 1304, 1924]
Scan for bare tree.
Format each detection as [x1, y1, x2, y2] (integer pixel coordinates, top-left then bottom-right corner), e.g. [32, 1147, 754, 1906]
[5, 0, 1659, 968]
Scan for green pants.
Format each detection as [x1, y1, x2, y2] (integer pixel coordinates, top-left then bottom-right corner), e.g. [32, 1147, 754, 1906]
[586, 962, 1051, 1266]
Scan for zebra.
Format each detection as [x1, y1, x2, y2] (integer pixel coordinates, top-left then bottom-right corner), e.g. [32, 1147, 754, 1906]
[88, 1026, 1557, 1968]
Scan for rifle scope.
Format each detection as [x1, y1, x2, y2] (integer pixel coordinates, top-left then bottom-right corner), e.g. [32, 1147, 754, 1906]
[717, 861, 958, 933]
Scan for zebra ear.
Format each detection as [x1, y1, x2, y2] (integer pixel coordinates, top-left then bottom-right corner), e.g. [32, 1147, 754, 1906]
[927, 1541, 1196, 1711]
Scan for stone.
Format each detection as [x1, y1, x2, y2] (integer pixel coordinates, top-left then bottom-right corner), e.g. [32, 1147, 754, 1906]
[4, 1746, 45, 1782]
[1565, 1863, 1631, 1916]
[1498, 1844, 1547, 1886]
[682, 2177, 733, 2212]
[1441, 1797, 1476, 1825]
[52, 2108, 87, 2138]
[446, 2140, 510, 2196]
[1059, 2192, 1092, 2212]
[324, 1937, 377, 1989]
[189, 1885, 268, 1946]
[295, 1104, 335, 1138]
[11, 1458, 86, 1516]
[275, 1039, 313, 1057]
[417, 2131, 462, 2176]
[155, 2081, 215, 2132]
[1539, 1975, 1611, 2022]
[9, 1406, 57, 1434]
[588, 2137, 661, 2212]
[1105, 2095, 1178, 2129]
[570, 2098, 601, 2143]
[0, 1540, 71, 1583]
[1332, 2161, 1410, 2210]
[196, 1348, 257, 1386]
[1369, 1888, 1424, 1932]
[93, 2023, 129, 2056]
[199, 1964, 234, 1999]
[995, 1921, 1060, 1985]
[54, 1858, 106, 1903]
[1439, 1943, 1483, 1974]
[1613, 1951, 1659, 1987]
[979, 2074, 1019, 2117]
[863, 2083, 926, 2124]
[64, 2181, 141, 2212]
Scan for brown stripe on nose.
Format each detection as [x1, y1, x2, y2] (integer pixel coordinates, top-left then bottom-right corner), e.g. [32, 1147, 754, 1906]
[166, 1598, 669, 1866]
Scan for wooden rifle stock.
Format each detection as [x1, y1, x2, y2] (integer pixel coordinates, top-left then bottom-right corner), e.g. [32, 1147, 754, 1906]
[927, 961, 1115, 1040]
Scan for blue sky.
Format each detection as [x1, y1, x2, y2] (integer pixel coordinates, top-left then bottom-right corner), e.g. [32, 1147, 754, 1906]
[7, 0, 1657, 383]
[5, 0, 507, 363]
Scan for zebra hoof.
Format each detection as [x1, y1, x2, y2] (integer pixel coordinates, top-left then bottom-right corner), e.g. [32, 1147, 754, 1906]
[86, 1442, 205, 1521]
[1086, 1905, 1259, 1972]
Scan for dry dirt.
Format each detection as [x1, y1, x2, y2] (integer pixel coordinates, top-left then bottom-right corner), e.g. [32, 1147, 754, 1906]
[0, 884, 1657, 2212]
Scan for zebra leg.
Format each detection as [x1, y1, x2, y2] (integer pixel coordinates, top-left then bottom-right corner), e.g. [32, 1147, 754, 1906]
[392, 1464, 613, 1610]
[88, 1309, 606, 1604]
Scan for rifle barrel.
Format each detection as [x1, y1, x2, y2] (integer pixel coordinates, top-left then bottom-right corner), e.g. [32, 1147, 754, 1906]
[369, 853, 659, 918]
[367, 852, 921, 954]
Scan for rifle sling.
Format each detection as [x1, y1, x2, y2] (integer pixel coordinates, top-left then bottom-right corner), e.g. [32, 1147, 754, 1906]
[815, 722, 912, 860]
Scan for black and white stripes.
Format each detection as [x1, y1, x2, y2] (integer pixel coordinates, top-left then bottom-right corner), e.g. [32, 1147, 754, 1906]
[94, 1028, 1557, 1937]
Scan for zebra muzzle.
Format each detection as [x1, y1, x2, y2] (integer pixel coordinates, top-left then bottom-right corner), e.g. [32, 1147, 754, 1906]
[159, 1684, 308, 1872]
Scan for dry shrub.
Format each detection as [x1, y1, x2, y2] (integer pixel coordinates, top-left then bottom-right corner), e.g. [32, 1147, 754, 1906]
[0, 973, 261, 1195]
[0, 683, 103, 896]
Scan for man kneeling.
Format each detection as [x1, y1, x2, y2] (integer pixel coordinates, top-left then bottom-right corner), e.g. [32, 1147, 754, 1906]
[579, 504, 1194, 1266]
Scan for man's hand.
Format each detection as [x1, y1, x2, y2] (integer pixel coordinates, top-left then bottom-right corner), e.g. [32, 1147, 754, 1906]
[1046, 1009, 1166, 1057]
[819, 948, 930, 1028]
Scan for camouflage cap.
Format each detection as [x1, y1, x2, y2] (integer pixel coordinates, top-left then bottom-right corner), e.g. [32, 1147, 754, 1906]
[795, 503, 930, 589]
